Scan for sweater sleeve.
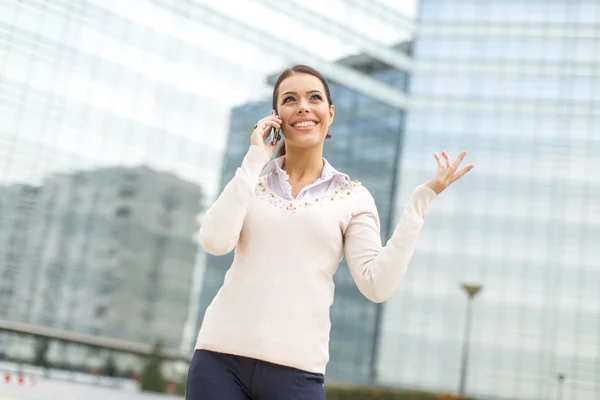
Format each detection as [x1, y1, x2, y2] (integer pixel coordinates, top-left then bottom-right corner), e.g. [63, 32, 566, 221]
[198, 145, 270, 256]
[343, 184, 437, 303]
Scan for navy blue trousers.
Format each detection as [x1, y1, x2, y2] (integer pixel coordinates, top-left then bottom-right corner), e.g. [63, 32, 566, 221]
[185, 349, 326, 400]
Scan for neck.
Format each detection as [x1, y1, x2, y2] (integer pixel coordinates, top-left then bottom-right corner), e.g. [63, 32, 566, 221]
[282, 146, 324, 183]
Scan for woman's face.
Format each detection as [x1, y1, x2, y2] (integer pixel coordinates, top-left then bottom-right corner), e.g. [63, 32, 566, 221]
[276, 73, 334, 151]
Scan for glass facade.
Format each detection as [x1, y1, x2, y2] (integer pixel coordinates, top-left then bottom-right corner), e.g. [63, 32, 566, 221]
[0, 0, 245, 356]
[377, 1, 600, 400]
[195, 51, 411, 384]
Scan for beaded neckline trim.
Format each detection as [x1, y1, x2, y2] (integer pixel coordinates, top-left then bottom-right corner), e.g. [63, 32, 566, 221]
[253, 179, 364, 213]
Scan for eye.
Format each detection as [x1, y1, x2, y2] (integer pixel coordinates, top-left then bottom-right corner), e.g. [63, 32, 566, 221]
[283, 96, 295, 103]
[310, 94, 323, 101]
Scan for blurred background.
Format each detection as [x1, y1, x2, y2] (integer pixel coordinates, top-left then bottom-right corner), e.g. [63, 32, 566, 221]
[0, 0, 598, 399]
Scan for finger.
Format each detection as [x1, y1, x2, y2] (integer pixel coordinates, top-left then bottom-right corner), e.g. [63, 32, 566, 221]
[265, 114, 282, 122]
[453, 150, 467, 170]
[258, 115, 282, 129]
[255, 122, 269, 133]
[264, 120, 281, 130]
[442, 151, 452, 169]
[257, 115, 277, 124]
[254, 120, 266, 132]
[451, 164, 474, 183]
[266, 133, 279, 151]
[261, 121, 281, 140]
[433, 153, 444, 169]
[255, 119, 280, 132]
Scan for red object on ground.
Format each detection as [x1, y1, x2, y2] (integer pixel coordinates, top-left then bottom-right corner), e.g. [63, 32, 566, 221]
[1, 373, 35, 386]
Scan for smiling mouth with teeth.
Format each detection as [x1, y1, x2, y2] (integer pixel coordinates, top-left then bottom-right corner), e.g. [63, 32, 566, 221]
[293, 121, 317, 127]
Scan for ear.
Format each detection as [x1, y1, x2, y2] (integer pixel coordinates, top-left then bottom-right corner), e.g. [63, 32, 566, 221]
[329, 104, 335, 124]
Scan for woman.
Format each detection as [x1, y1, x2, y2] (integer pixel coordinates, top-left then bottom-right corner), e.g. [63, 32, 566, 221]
[186, 65, 473, 399]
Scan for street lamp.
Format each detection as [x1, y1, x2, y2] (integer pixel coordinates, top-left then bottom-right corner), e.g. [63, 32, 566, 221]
[458, 282, 483, 397]
[556, 373, 566, 400]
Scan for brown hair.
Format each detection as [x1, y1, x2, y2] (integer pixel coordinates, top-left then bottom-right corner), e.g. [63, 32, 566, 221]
[272, 65, 333, 158]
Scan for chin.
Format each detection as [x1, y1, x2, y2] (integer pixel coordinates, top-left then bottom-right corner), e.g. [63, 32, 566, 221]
[287, 137, 323, 149]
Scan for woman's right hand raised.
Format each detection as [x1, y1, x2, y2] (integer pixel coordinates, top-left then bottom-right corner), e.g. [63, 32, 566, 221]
[251, 114, 282, 159]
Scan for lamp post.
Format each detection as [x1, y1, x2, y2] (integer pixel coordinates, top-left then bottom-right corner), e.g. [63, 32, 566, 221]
[458, 283, 483, 397]
[556, 373, 566, 400]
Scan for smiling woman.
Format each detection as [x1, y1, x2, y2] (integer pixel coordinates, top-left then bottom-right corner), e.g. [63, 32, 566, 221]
[272, 65, 335, 158]
[185, 64, 474, 400]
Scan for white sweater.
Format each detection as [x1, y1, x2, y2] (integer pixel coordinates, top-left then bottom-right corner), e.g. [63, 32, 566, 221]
[195, 145, 437, 374]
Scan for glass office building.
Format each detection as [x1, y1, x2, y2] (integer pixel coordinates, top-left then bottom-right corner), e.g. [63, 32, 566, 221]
[195, 45, 411, 384]
[0, 0, 245, 353]
[377, 1, 599, 400]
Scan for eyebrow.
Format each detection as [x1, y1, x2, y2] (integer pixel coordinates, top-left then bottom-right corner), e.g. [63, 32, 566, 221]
[280, 90, 323, 97]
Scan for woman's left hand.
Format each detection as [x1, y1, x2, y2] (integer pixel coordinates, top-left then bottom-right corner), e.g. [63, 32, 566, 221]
[424, 150, 474, 195]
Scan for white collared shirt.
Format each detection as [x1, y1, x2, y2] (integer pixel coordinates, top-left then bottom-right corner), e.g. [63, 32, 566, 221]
[259, 155, 351, 201]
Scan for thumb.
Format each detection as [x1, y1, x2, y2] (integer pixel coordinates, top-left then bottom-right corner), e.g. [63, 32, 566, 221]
[266, 141, 277, 154]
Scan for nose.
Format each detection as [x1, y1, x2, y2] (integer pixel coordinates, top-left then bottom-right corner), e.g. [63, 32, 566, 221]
[297, 100, 310, 113]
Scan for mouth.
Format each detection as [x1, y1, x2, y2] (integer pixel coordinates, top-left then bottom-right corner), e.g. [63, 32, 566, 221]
[291, 120, 318, 129]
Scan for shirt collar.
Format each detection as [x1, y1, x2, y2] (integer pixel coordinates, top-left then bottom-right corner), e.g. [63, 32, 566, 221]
[260, 155, 351, 184]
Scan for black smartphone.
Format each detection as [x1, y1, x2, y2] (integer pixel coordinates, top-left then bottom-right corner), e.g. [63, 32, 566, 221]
[270, 110, 281, 145]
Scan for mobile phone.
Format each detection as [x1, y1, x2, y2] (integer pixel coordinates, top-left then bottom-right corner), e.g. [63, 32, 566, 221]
[270, 110, 281, 145]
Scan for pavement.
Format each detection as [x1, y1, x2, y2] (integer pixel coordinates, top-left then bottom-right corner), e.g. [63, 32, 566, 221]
[0, 364, 183, 400]
[0, 376, 183, 400]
